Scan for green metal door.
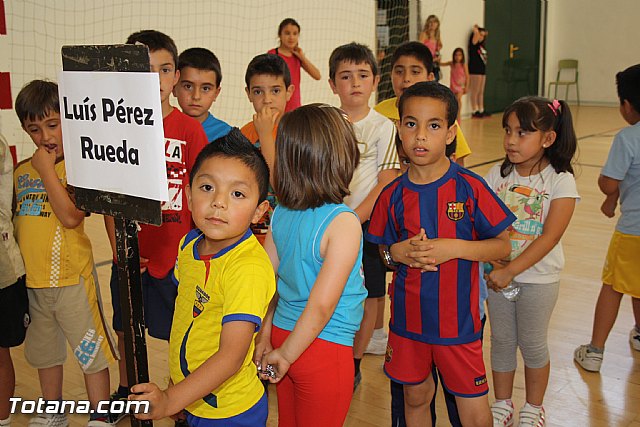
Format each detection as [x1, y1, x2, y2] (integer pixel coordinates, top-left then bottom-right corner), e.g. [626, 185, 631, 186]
[485, 0, 541, 113]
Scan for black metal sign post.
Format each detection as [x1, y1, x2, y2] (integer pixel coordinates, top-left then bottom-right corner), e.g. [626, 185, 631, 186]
[62, 45, 162, 427]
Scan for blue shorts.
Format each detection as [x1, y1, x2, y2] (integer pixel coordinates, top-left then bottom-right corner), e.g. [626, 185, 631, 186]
[185, 392, 267, 427]
[109, 262, 177, 340]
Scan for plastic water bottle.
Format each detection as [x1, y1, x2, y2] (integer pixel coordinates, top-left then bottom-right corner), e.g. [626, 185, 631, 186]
[500, 283, 521, 301]
[483, 263, 520, 302]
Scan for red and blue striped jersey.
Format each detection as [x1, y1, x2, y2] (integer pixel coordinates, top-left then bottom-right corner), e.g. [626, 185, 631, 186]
[366, 162, 515, 344]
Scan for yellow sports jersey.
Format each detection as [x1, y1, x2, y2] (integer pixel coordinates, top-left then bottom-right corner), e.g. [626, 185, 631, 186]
[170, 229, 276, 419]
[374, 97, 472, 160]
[13, 159, 93, 288]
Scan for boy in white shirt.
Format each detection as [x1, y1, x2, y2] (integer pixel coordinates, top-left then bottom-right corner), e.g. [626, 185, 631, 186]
[328, 42, 400, 388]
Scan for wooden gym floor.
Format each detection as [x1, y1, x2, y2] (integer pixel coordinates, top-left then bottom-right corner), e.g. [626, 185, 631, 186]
[8, 105, 640, 426]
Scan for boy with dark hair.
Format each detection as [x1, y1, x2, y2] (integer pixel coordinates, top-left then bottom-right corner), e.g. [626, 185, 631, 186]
[241, 53, 293, 172]
[375, 41, 472, 165]
[130, 129, 275, 426]
[328, 42, 399, 385]
[106, 30, 208, 405]
[241, 53, 294, 242]
[575, 64, 640, 371]
[367, 81, 515, 427]
[14, 80, 117, 427]
[175, 48, 231, 142]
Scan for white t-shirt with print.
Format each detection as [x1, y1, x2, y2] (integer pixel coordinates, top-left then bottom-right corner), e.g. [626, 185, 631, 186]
[485, 163, 580, 284]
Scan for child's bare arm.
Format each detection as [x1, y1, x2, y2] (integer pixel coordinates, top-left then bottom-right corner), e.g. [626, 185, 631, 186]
[131, 320, 256, 420]
[598, 174, 620, 195]
[253, 230, 279, 366]
[103, 216, 117, 259]
[601, 192, 619, 218]
[597, 175, 620, 218]
[293, 47, 321, 80]
[31, 147, 84, 228]
[253, 107, 278, 185]
[487, 198, 576, 290]
[354, 169, 398, 223]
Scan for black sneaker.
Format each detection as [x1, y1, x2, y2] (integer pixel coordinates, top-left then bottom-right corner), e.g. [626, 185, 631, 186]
[108, 390, 129, 424]
[472, 111, 482, 119]
[353, 371, 362, 392]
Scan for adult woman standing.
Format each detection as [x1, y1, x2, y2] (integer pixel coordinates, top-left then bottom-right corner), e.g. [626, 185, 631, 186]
[419, 15, 443, 81]
[468, 24, 489, 117]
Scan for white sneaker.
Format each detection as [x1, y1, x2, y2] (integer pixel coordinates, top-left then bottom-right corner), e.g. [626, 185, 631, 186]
[28, 414, 69, 427]
[518, 403, 545, 426]
[630, 327, 640, 351]
[574, 344, 603, 372]
[0, 416, 11, 427]
[87, 418, 116, 427]
[365, 335, 387, 355]
[491, 399, 514, 427]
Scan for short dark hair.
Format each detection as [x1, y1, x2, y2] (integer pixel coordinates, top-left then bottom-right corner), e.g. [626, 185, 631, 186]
[398, 81, 458, 127]
[178, 48, 222, 86]
[189, 128, 270, 203]
[278, 18, 300, 35]
[244, 53, 291, 88]
[15, 80, 59, 124]
[329, 42, 378, 81]
[616, 64, 640, 114]
[126, 30, 178, 69]
[275, 104, 359, 210]
[391, 41, 434, 74]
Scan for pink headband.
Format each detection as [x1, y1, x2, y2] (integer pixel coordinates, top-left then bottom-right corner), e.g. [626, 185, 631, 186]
[548, 99, 560, 116]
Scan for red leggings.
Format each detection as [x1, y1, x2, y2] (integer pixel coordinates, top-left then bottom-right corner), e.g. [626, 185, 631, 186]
[271, 326, 354, 427]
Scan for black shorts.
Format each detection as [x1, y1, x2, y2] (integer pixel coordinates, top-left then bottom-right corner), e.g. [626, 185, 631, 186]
[109, 262, 177, 341]
[362, 222, 387, 298]
[0, 276, 30, 348]
[468, 62, 486, 75]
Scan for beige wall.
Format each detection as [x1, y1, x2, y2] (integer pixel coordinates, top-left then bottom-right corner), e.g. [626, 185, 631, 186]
[417, 0, 484, 117]
[545, 0, 640, 105]
[1, 0, 637, 159]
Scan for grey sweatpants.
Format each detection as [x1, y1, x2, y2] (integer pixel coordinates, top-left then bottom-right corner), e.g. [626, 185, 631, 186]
[487, 280, 560, 372]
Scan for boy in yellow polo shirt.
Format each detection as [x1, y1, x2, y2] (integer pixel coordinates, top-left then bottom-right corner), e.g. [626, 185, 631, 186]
[375, 41, 472, 165]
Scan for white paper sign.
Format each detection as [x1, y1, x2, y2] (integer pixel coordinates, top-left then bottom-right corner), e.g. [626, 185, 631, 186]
[58, 71, 169, 201]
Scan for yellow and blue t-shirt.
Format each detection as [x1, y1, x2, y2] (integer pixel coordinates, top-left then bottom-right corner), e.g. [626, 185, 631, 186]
[170, 229, 275, 419]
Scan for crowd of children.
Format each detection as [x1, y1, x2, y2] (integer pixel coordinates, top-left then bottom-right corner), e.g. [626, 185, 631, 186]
[1, 18, 639, 427]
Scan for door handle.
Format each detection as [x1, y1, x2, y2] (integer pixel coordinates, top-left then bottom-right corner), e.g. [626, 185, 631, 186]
[509, 43, 520, 59]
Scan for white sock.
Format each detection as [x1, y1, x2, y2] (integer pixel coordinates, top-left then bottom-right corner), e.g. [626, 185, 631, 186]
[372, 328, 386, 339]
[524, 402, 543, 410]
[0, 416, 11, 426]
